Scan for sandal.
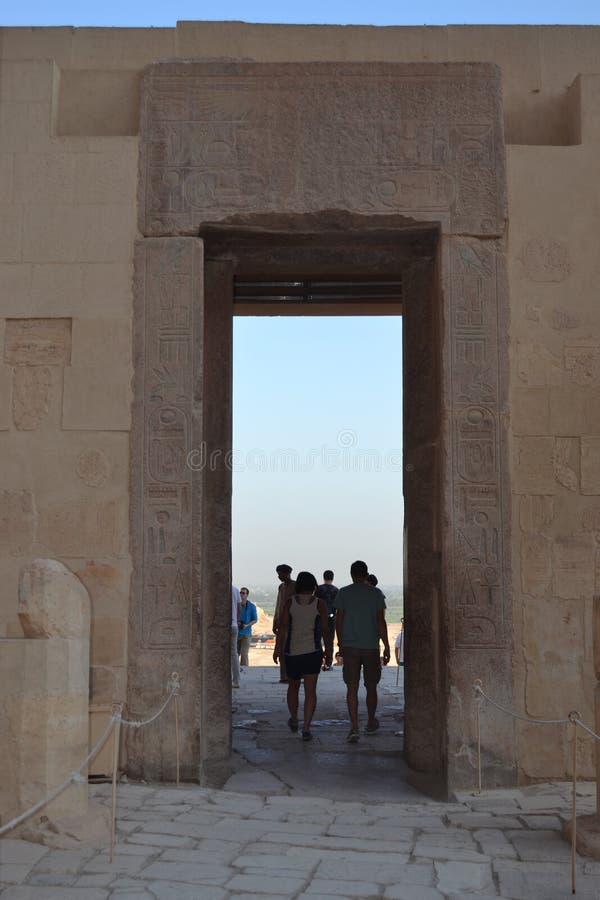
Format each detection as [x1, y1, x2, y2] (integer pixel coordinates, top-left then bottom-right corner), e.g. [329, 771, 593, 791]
[301, 729, 312, 741]
[365, 718, 380, 734]
[287, 717, 299, 733]
[346, 728, 360, 743]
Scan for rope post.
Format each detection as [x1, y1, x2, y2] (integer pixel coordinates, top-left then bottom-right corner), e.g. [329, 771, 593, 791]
[109, 703, 123, 864]
[474, 679, 483, 794]
[168, 672, 182, 786]
[593, 594, 600, 819]
[568, 710, 580, 896]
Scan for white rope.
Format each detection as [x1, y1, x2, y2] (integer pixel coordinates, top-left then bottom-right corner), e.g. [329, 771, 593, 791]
[474, 684, 571, 725]
[0, 673, 182, 837]
[475, 683, 600, 737]
[0, 714, 118, 836]
[574, 719, 600, 742]
[119, 674, 181, 729]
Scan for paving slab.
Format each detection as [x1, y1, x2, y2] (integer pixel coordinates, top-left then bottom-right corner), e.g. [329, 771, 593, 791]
[145, 884, 227, 900]
[384, 887, 445, 900]
[2, 667, 598, 899]
[26, 873, 77, 886]
[507, 828, 572, 861]
[305, 878, 382, 896]
[0, 889, 109, 899]
[226, 873, 308, 894]
[434, 859, 494, 893]
[494, 859, 599, 900]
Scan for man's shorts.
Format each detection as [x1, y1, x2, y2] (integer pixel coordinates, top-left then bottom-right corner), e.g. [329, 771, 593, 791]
[342, 647, 382, 688]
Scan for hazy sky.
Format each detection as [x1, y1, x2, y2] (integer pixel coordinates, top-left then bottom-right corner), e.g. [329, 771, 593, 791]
[233, 316, 403, 586]
[3, 0, 600, 26]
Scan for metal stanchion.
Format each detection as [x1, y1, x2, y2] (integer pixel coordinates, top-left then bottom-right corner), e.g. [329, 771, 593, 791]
[167, 671, 181, 786]
[109, 703, 123, 864]
[474, 679, 482, 794]
[174, 694, 180, 786]
[569, 711, 580, 895]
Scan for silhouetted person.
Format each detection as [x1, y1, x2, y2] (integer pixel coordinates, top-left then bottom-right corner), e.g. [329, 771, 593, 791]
[316, 569, 338, 670]
[273, 570, 331, 741]
[273, 564, 295, 683]
[335, 560, 390, 742]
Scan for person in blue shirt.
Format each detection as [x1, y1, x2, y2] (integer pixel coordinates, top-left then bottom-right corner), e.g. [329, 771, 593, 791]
[237, 587, 258, 668]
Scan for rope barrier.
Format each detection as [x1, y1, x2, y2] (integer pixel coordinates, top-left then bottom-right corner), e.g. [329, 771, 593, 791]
[0, 713, 119, 837]
[473, 682, 571, 725]
[120, 673, 180, 728]
[473, 679, 600, 896]
[0, 672, 182, 843]
[474, 681, 600, 738]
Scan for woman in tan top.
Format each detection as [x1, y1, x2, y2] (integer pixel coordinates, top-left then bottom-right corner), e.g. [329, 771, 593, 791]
[273, 570, 331, 741]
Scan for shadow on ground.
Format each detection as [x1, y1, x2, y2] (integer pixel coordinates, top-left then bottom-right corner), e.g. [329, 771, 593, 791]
[226, 663, 422, 801]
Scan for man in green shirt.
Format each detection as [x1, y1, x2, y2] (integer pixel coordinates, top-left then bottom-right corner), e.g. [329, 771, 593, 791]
[335, 560, 390, 743]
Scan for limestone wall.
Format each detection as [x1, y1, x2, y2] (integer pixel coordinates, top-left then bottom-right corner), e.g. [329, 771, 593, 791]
[0, 55, 137, 718]
[1, 22, 600, 781]
[0, 559, 90, 829]
[508, 75, 600, 780]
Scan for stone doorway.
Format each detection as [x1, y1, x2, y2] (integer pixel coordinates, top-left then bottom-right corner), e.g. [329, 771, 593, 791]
[129, 61, 514, 796]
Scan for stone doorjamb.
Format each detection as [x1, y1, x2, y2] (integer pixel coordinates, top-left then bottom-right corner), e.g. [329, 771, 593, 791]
[130, 60, 515, 793]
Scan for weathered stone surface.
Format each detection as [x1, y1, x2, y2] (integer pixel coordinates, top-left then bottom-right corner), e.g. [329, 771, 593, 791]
[62, 366, 131, 431]
[0, 489, 35, 557]
[513, 437, 555, 493]
[18, 558, 90, 638]
[37, 498, 128, 557]
[581, 436, 600, 495]
[4, 318, 72, 366]
[7, 25, 600, 795]
[12, 365, 52, 430]
[140, 61, 506, 238]
[519, 237, 570, 282]
[1, 559, 91, 830]
[553, 537, 595, 599]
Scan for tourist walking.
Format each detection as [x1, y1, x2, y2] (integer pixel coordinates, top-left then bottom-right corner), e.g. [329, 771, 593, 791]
[231, 584, 241, 689]
[272, 564, 295, 683]
[335, 560, 390, 742]
[238, 587, 258, 667]
[273, 570, 331, 741]
[316, 569, 338, 669]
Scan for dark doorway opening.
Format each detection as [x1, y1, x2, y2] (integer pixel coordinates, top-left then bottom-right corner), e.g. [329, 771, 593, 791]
[200, 216, 444, 791]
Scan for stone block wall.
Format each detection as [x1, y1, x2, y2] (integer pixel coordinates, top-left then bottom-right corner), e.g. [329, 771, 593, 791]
[0, 56, 137, 717]
[508, 74, 600, 779]
[1, 23, 600, 781]
[1, 558, 91, 829]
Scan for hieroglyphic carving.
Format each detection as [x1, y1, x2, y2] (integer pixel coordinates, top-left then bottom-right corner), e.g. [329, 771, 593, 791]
[521, 238, 570, 282]
[76, 448, 110, 488]
[134, 239, 200, 651]
[140, 62, 505, 237]
[449, 237, 507, 649]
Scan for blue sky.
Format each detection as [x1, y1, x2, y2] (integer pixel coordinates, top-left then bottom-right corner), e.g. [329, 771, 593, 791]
[233, 317, 403, 586]
[3, 1, 600, 26]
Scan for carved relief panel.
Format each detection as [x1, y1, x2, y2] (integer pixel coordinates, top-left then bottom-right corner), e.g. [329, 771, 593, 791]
[134, 61, 511, 789]
[140, 62, 506, 238]
[129, 237, 203, 780]
[448, 237, 508, 650]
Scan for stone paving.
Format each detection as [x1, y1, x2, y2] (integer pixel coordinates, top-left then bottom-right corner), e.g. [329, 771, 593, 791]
[1, 664, 599, 899]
